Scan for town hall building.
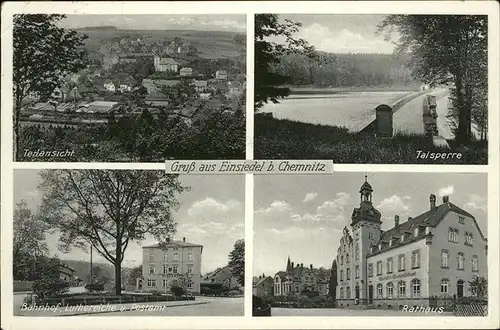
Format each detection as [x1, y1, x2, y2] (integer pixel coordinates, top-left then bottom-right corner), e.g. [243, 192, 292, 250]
[336, 177, 487, 308]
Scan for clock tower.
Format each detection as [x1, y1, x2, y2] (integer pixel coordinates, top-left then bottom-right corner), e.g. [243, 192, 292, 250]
[350, 175, 382, 304]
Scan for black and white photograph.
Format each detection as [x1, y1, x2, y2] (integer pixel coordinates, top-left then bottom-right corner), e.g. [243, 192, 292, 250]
[254, 14, 488, 164]
[13, 170, 244, 316]
[253, 173, 488, 316]
[14, 14, 246, 162]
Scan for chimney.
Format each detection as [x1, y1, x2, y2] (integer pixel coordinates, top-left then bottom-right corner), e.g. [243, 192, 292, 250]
[443, 196, 449, 203]
[394, 214, 400, 227]
[408, 217, 412, 221]
[291, 262, 294, 268]
[310, 264, 313, 270]
[183, 237, 186, 243]
[301, 263, 304, 268]
[262, 273, 265, 278]
[430, 194, 437, 210]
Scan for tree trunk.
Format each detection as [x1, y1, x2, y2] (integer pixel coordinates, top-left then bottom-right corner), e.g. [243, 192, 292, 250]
[14, 99, 21, 161]
[115, 239, 122, 295]
[455, 77, 471, 143]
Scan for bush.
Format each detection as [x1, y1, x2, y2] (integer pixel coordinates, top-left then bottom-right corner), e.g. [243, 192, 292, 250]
[33, 277, 69, 299]
[171, 286, 185, 297]
[85, 283, 105, 292]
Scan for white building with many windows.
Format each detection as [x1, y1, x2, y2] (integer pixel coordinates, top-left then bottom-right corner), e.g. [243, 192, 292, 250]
[336, 177, 487, 308]
[141, 237, 203, 294]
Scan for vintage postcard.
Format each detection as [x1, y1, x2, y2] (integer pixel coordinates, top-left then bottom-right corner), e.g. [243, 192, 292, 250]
[1, 1, 499, 330]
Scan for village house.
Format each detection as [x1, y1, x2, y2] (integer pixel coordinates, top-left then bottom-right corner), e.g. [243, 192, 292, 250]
[154, 56, 179, 72]
[140, 237, 203, 294]
[215, 70, 228, 80]
[85, 101, 118, 113]
[273, 258, 329, 297]
[193, 80, 208, 92]
[103, 81, 116, 93]
[253, 274, 274, 298]
[142, 79, 181, 95]
[335, 177, 488, 308]
[180, 67, 193, 77]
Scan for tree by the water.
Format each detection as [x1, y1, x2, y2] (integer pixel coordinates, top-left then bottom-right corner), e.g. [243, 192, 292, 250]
[13, 14, 88, 159]
[228, 239, 245, 286]
[254, 14, 315, 110]
[377, 15, 488, 143]
[37, 169, 187, 295]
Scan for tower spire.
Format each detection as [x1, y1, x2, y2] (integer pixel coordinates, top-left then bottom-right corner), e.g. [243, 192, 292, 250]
[286, 255, 291, 272]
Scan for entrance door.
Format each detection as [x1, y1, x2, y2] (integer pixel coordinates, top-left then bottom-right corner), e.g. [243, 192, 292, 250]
[457, 280, 464, 298]
[368, 285, 373, 304]
[355, 285, 360, 299]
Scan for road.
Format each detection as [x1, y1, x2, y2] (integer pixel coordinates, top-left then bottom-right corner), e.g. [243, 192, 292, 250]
[14, 296, 243, 317]
[392, 88, 448, 135]
[271, 307, 454, 317]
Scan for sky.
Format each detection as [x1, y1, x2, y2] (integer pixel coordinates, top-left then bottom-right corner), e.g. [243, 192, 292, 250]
[275, 14, 396, 54]
[13, 170, 244, 274]
[60, 15, 246, 32]
[254, 173, 488, 276]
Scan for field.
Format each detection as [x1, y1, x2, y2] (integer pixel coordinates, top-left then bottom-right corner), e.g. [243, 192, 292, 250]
[254, 116, 488, 164]
[77, 27, 243, 59]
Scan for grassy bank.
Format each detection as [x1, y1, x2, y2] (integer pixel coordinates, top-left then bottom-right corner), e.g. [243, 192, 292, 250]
[254, 116, 487, 164]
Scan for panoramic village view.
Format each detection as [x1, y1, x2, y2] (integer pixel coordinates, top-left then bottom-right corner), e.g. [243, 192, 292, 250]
[14, 170, 244, 316]
[14, 14, 246, 162]
[253, 173, 488, 316]
[254, 14, 488, 164]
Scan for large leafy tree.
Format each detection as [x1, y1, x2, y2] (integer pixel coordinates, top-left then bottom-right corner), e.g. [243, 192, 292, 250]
[254, 14, 315, 110]
[38, 169, 186, 295]
[13, 14, 88, 160]
[228, 239, 245, 287]
[13, 200, 50, 281]
[377, 15, 487, 143]
[468, 275, 487, 299]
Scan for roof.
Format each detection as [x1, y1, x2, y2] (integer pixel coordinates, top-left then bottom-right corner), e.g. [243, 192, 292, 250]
[216, 70, 228, 75]
[142, 79, 180, 88]
[254, 276, 273, 287]
[370, 201, 484, 255]
[193, 80, 208, 87]
[88, 101, 118, 107]
[143, 240, 203, 249]
[156, 57, 179, 65]
[180, 67, 193, 72]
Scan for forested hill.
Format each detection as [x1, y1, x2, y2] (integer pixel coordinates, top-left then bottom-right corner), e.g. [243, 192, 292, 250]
[273, 52, 420, 88]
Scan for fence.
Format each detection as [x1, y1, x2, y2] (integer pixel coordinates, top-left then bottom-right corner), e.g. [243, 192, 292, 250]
[429, 295, 488, 316]
[454, 301, 488, 317]
[14, 280, 33, 292]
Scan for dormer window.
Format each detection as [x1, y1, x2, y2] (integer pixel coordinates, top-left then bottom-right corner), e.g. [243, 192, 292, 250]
[414, 228, 419, 237]
[458, 216, 465, 224]
[389, 239, 393, 247]
[400, 234, 405, 243]
[378, 243, 382, 250]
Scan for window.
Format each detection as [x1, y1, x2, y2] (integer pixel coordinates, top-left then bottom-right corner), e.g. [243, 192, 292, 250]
[387, 258, 393, 273]
[398, 254, 406, 271]
[465, 232, 473, 246]
[411, 250, 420, 269]
[414, 228, 419, 237]
[368, 263, 373, 277]
[340, 288, 344, 299]
[472, 256, 479, 272]
[386, 282, 394, 299]
[187, 280, 192, 288]
[147, 279, 156, 287]
[448, 228, 459, 243]
[163, 253, 168, 261]
[369, 232, 374, 240]
[355, 266, 359, 278]
[457, 253, 465, 270]
[346, 254, 349, 263]
[149, 265, 155, 274]
[389, 239, 393, 247]
[411, 279, 421, 298]
[355, 243, 359, 260]
[149, 252, 155, 261]
[441, 250, 449, 268]
[188, 252, 193, 261]
[341, 256, 344, 265]
[162, 279, 168, 288]
[162, 265, 168, 274]
[458, 216, 465, 224]
[346, 287, 351, 299]
[376, 261, 383, 275]
[398, 281, 406, 298]
[441, 279, 449, 294]
[187, 265, 193, 274]
[173, 252, 179, 261]
[346, 268, 351, 280]
[173, 265, 178, 274]
[377, 283, 383, 299]
[340, 270, 344, 281]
